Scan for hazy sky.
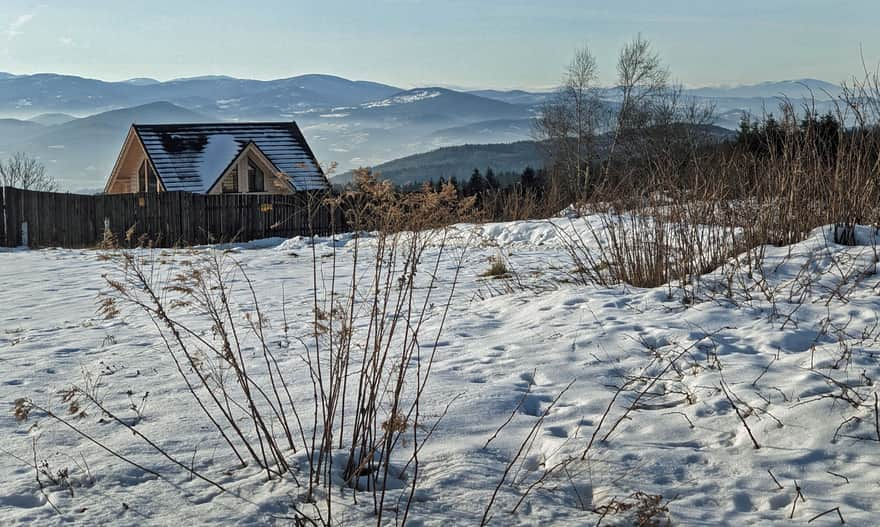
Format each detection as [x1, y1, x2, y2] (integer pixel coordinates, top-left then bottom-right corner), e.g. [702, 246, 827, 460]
[0, 1, 877, 89]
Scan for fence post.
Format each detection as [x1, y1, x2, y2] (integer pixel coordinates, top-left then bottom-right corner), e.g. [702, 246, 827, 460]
[21, 221, 28, 248]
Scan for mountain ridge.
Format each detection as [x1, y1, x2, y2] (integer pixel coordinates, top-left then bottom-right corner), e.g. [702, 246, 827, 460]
[0, 72, 847, 191]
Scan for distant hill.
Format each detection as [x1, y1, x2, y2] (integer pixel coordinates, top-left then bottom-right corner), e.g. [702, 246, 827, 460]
[430, 119, 535, 144]
[28, 112, 77, 126]
[123, 78, 161, 86]
[333, 141, 546, 187]
[303, 88, 536, 174]
[9, 102, 210, 189]
[0, 72, 404, 119]
[333, 123, 735, 188]
[0, 73, 143, 116]
[285, 74, 403, 105]
[686, 79, 842, 100]
[46, 101, 207, 132]
[349, 88, 533, 125]
[467, 89, 552, 105]
[0, 118, 46, 148]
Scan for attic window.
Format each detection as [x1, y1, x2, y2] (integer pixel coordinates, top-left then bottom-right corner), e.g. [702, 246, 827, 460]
[247, 158, 265, 192]
[222, 166, 239, 193]
[139, 160, 158, 193]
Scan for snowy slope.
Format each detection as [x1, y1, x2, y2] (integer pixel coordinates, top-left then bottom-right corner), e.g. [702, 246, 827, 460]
[1, 218, 880, 525]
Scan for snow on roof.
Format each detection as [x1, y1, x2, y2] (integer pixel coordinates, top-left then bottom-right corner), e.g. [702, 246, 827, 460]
[134, 122, 329, 193]
[196, 134, 240, 193]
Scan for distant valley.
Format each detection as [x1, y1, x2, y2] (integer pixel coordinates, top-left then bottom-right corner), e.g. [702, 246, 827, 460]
[0, 72, 842, 192]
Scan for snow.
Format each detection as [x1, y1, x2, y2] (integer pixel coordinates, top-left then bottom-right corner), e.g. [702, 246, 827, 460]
[194, 134, 241, 192]
[215, 98, 241, 110]
[361, 90, 442, 109]
[2, 217, 880, 525]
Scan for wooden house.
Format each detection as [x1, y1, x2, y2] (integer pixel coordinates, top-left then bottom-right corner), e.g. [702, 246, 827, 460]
[104, 122, 329, 194]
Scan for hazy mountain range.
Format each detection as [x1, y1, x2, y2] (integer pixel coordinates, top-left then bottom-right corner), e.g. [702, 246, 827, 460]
[0, 72, 843, 192]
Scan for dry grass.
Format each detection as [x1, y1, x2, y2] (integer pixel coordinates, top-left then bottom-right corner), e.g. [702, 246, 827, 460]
[481, 256, 509, 278]
[14, 175, 475, 525]
[553, 85, 880, 300]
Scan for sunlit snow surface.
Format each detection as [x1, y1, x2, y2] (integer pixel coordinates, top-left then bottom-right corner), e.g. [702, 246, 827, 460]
[2, 217, 880, 525]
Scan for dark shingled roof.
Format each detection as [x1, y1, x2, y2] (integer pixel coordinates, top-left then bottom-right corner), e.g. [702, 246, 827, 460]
[133, 122, 328, 193]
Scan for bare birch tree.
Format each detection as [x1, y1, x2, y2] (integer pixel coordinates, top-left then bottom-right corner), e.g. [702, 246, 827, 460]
[537, 35, 716, 198]
[535, 46, 604, 196]
[606, 34, 670, 168]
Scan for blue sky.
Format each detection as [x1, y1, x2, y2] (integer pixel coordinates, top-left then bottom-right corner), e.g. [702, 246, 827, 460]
[0, 1, 877, 89]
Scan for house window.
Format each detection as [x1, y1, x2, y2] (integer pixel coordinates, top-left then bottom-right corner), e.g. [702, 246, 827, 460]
[248, 159, 265, 192]
[139, 160, 158, 193]
[222, 166, 239, 193]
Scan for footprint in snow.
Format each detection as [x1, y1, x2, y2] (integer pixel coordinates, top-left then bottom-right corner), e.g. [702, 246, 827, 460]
[765, 493, 789, 510]
[520, 371, 536, 384]
[714, 431, 737, 448]
[0, 493, 43, 509]
[545, 425, 571, 438]
[732, 492, 756, 512]
[521, 393, 554, 417]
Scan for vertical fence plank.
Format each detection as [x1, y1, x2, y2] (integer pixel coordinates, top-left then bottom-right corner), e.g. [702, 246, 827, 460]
[7, 187, 19, 247]
[191, 193, 204, 245]
[0, 187, 6, 246]
[1, 187, 15, 247]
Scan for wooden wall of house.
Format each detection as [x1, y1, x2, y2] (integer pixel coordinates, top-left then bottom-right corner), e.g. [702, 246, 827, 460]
[106, 129, 150, 194]
[0, 187, 343, 248]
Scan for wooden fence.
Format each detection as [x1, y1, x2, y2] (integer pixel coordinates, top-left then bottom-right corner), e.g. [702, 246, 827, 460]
[0, 187, 344, 248]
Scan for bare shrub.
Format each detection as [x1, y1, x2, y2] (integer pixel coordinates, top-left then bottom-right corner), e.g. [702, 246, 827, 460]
[593, 491, 672, 527]
[481, 255, 509, 278]
[15, 178, 471, 524]
[480, 185, 559, 222]
[0, 152, 57, 192]
[535, 45, 605, 198]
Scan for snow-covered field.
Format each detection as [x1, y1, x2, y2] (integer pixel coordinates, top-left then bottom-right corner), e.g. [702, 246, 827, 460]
[2, 217, 880, 525]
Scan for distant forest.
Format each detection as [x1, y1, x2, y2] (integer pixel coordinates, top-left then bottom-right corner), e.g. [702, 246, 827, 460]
[334, 141, 546, 187]
[405, 166, 547, 196]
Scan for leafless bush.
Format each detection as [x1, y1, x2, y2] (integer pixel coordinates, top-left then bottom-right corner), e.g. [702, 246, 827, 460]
[480, 185, 559, 222]
[481, 255, 509, 278]
[335, 169, 477, 233]
[0, 152, 57, 192]
[15, 178, 471, 524]
[593, 491, 672, 527]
